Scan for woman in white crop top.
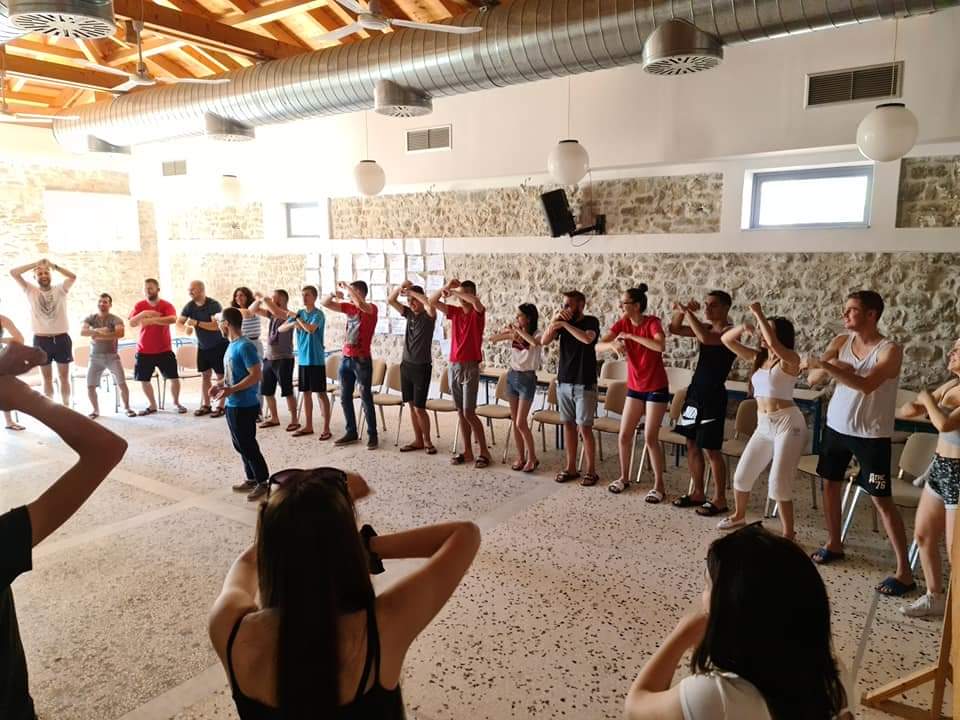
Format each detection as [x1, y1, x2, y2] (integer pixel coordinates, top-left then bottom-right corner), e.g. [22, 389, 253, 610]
[896, 338, 960, 618]
[625, 524, 850, 720]
[719, 303, 805, 539]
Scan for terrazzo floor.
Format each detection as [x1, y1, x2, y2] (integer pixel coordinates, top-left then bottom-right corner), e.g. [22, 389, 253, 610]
[1, 380, 952, 720]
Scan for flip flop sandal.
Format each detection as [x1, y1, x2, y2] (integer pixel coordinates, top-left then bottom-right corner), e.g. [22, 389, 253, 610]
[645, 489, 664, 504]
[285, 423, 300, 432]
[555, 470, 580, 483]
[88, 413, 99, 420]
[209, 409, 225, 418]
[511, 460, 526, 471]
[672, 494, 702, 508]
[292, 429, 314, 437]
[194, 406, 212, 417]
[475, 456, 491, 469]
[451, 454, 468, 466]
[522, 459, 540, 473]
[580, 473, 599, 487]
[608, 478, 626, 494]
[138, 407, 157, 416]
[258, 420, 281, 429]
[876, 576, 917, 597]
[425, 446, 438, 455]
[175, 405, 188, 414]
[696, 501, 728, 517]
[125, 409, 137, 418]
[318, 432, 332, 441]
[810, 547, 845, 565]
[400, 444, 425, 452]
[5, 423, 25, 431]
[717, 516, 747, 531]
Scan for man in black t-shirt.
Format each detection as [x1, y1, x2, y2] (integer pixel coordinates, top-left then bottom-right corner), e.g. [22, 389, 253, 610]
[542, 290, 601, 486]
[178, 281, 229, 418]
[0, 349, 127, 720]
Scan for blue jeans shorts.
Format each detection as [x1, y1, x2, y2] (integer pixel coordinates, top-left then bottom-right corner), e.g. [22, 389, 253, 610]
[506, 369, 537, 402]
[627, 386, 670, 404]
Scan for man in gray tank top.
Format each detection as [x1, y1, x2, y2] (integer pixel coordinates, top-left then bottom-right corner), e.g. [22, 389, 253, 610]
[389, 281, 438, 454]
[254, 290, 299, 431]
[806, 290, 914, 597]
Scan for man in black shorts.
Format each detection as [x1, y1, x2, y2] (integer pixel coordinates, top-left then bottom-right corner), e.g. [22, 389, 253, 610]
[254, 289, 299, 431]
[389, 281, 437, 453]
[669, 291, 737, 516]
[178, 281, 228, 418]
[129, 279, 185, 415]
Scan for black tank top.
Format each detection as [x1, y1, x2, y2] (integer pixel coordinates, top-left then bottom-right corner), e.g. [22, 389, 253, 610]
[226, 603, 406, 720]
[690, 336, 736, 391]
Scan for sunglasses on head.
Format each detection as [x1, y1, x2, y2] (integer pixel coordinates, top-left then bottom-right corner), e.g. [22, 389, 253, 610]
[265, 467, 348, 501]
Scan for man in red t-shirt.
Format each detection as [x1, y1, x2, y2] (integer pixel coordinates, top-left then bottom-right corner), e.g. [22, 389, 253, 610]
[322, 280, 379, 449]
[128, 278, 185, 415]
[430, 279, 490, 468]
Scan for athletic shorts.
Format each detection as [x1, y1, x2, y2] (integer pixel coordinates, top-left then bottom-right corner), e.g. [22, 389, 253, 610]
[33, 334, 72, 365]
[506, 369, 537, 402]
[627, 386, 670, 404]
[134, 351, 179, 382]
[924, 454, 960, 509]
[449, 361, 480, 412]
[675, 385, 728, 451]
[401, 361, 431, 408]
[558, 382, 597, 427]
[87, 354, 125, 387]
[197, 345, 227, 375]
[298, 364, 326, 393]
[816, 425, 892, 497]
[262, 358, 294, 397]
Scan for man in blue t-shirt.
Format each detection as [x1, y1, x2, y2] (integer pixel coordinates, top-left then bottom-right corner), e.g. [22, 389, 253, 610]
[178, 280, 229, 418]
[280, 285, 331, 440]
[212, 308, 270, 501]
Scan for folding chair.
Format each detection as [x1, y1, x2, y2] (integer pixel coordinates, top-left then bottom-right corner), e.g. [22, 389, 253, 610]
[531, 379, 563, 453]
[425, 369, 458, 450]
[371, 363, 405, 446]
[357, 359, 388, 436]
[591, 380, 629, 468]
[475, 373, 514, 463]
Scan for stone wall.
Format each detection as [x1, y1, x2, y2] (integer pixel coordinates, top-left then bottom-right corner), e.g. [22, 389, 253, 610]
[166, 203, 265, 241]
[897, 155, 960, 228]
[330, 174, 723, 239]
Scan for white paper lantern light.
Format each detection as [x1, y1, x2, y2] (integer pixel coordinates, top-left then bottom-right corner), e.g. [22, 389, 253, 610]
[547, 139, 589, 186]
[354, 159, 386, 197]
[856, 102, 919, 163]
[220, 174, 244, 205]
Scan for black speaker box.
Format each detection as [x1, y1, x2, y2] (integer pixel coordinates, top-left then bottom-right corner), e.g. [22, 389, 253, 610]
[540, 189, 577, 237]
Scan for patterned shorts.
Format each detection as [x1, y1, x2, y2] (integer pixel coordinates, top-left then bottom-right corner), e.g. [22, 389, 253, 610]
[926, 454, 960, 509]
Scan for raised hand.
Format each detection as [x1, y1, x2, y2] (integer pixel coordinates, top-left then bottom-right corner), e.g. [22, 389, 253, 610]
[749, 302, 763, 315]
[0, 342, 48, 377]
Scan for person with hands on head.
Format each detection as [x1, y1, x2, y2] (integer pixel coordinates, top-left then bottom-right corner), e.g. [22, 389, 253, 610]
[129, 278, 186, 415]
[719, 304, 804, 539]
[178, 281, 229, 419]
[429, 279, 490, 468]
[81, 293, 134, 419]
[540, 290, 601, 486]
[211, 307, 270, 502]
[10, 258, 77, 406]
[488, 303, 542, 473]
[625, 524, 850, 720]
[1, 359, 128, 720]
[895, 337, 960, 618]
[804, 290, 913, 598]
[322, 280, 379, 450]
[388, 281, 437, 454]
[252, 290, 299, 431]
[668, 291, 737, 517]
[596, 285, 669, 499]
[208, 466, 481, 720]
[280, 286, 330, 439]
[1, 311, 30, 430]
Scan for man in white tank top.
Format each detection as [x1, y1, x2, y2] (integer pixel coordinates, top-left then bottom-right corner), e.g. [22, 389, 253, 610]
[806, 291, 914, 597]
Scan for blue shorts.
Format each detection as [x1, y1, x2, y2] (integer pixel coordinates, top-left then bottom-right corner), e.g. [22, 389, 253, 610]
[627, 386, 670, 404]
[33, 334, 72, 365]
[558, 383, 597, 427]
[506, 369, 537, 401]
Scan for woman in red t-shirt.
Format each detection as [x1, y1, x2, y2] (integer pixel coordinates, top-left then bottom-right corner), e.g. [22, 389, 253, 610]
[596, 285, 670, 501]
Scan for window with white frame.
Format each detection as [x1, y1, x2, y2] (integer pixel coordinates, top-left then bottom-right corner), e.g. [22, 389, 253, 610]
[748, 165, 874, 229]
[285, 202, 324, 238]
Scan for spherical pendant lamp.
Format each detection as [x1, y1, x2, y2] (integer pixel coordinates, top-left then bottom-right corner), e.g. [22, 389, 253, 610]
[856, 102, 919, 162]
[548, 139, 590, 186]
[354, 159, 386, 197]
[220, 174, 244, 205]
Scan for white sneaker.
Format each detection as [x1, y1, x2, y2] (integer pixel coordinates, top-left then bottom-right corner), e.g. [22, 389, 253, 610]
[900, 592, 946, 618]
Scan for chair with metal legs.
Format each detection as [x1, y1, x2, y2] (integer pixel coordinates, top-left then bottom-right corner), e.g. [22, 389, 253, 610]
[371, 363, 405, 446]
[475, 373, 514, 463]
[425, 368, 459, 451]
[532, 379, 563, 454]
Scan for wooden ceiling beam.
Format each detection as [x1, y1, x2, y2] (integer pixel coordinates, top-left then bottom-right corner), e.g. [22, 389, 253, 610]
[2, 54, 127, 92]
[3, 89, 56, 107]
[180, 45, 229, 73]
[219, 0, 312, 48]
[6, 39, 88, 61]
[147, 54, 195, 78]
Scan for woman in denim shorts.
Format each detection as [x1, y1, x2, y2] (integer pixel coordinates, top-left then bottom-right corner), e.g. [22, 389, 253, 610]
[489, 304, 542, 472]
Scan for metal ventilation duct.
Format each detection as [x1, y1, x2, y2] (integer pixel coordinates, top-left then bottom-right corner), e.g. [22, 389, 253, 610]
[374, 79, 432, 118]
[53, 0, 960, 149]
[205, 113, 255, 142]
[642, 19, 723, 75]
[0, 0, 29, 43]
[8, 0, 114, 38]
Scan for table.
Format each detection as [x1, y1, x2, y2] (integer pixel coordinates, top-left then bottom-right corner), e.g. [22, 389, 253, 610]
[894, 411, 936, 435]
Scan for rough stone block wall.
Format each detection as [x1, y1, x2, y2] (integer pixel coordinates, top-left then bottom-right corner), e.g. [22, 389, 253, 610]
[166, 203, 266, 240]
[897, 155, 960, 228]
[330, 174, 723, 239]
[0, 161, 159, 333]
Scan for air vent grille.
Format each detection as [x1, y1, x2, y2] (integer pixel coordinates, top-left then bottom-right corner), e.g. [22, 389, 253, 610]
[406, 125, 451, 153]
[161, 160, 187, 177]
[807, 62, 902, 107]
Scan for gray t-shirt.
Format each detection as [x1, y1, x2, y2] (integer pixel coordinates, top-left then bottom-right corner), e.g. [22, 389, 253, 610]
[402, 307, 436, 365]
[265, 317, 294, 361]
[83, 313, 122, 355]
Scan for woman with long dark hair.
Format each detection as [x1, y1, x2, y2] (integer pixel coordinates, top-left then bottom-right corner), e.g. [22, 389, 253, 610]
[209, 467, 481, 719]
[488, 303, 542, 472]
[719, 303, 804, 539]
[232, 287, 264, 357]
[625, 524, 849, 720]
[595, 285, 669, 500]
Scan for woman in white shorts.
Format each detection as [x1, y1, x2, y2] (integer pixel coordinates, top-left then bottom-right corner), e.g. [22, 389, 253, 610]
[897, 338, 960, 618]
[718, 303, 805, 539]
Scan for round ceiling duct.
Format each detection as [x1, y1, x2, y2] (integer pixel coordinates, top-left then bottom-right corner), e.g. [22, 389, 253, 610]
[374, 79, 432, 118]
[7, 0, 114, 38]
[204, 113, 255, 142]
[641, 19, 722, 75]
[0, 0, 29, 43]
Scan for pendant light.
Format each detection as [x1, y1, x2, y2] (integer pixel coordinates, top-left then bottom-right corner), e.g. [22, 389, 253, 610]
[220, 174, 244, 205]
[856, 19, 918, 162]
[547, 77, 589, 185]
[354, 111, 385, 197]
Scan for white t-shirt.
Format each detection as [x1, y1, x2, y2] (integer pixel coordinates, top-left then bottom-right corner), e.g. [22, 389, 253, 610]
[679, 673, 771, 720]
[26, 284, 69, 335]
[510, 335, 542, 372]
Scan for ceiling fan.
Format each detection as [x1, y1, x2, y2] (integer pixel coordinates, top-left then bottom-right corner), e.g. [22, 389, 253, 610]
[0, 47, 80, 125]
[311, 0, 483, 43]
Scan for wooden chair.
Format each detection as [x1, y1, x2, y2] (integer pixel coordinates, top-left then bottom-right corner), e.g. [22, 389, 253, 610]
[68, 344, 91, 406]
[118, 345, 163, 410]
[371, 363, 405, 446]
[665, 366, 693, 394]
[475, 373, 513, 463]
[425, 369, 458, 450]
[531, 379, 563, 453]
[592, 379, 630, 468]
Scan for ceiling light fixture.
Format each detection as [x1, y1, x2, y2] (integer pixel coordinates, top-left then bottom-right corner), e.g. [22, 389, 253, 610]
[355, 111, 385, 197]
[547, 77, 589, 186]
[856, 18, 918, 162]
[220, 174, 244, 205]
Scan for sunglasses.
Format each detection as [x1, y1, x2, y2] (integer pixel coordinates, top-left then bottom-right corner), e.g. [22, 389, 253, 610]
[265, 467, 348, 501]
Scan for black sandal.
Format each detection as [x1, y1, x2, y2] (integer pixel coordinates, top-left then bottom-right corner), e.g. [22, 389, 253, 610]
[672, 494, 702, 508]
[555, 470, 580, 483]
[696, 501, 728, 517]
[450, 454, 467, 466]
[475, 455, 490, 469]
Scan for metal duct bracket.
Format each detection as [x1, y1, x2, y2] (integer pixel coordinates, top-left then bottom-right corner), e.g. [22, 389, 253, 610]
[87, 135, 131, 154]
[374, 79, 432, 118]
[642, 19, 722, 75]
[8, 0, 114, 38]
[204, 113, 255, 142]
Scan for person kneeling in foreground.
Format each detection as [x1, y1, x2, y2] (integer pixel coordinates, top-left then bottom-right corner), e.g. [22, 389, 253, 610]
[209, 467, 481, 719]
[624, 524, 850, 720]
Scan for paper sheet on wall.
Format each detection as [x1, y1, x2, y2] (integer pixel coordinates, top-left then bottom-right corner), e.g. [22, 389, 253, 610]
[371, 285, 387, 300]
[387, 305, 403, 319]
[375, 318, 389, 335]
[321, 253, 335, 268]
[375, 302, 388, 317]
[346, 239, 364, 253]
[354, 270, 370, 286]
[385, 238, 404, 254]
[405, 238, 421, 255]
[304, 254, 321, 270]
[368, 253, 385, 269]
[426, 238, 443, 254]
[370, 269, 387, 285]
[337, 253, 353, 281]
[408, 273, 426, 287]
[426, 254, 445, 272]
[354, 253, 370, 270]
[303, 268, 321, 285]
[366, 239, 384, 253]
[321, 268, 336, 293]
[390, 318, 407, 336]
[389, 268, 406, 284]
[406, 255, 424, 272]
[388, 254, 405, 272]
[426, 275, 445, 292]
[439, 339, 451, 355]
[433, 320, 444, 342]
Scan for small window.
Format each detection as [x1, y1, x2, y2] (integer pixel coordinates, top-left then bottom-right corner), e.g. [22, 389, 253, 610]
[748, 166, 873, 229]
[285, 202, 324, 238]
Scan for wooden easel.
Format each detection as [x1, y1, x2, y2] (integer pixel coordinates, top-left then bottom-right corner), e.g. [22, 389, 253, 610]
[861, 526, 958, 720]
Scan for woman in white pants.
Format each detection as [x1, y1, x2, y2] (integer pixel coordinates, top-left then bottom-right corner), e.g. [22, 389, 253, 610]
[718, 303, 805, 539]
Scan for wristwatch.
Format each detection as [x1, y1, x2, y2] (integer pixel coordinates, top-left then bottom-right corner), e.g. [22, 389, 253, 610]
[360, 524, 385, 575]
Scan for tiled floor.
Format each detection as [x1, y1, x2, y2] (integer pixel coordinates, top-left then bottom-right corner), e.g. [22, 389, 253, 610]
[1, 382, 952, 719]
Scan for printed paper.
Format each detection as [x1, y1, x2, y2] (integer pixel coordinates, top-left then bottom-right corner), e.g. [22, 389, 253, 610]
[405, 238, 421, 255]
[426, 238, 443, 254]
[368, 254, 385, 269]
[406, 255, 425, 272]
[371, 285, 387, 300]
[371, 269, 387, 285]
[426, 254, 445, 272]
